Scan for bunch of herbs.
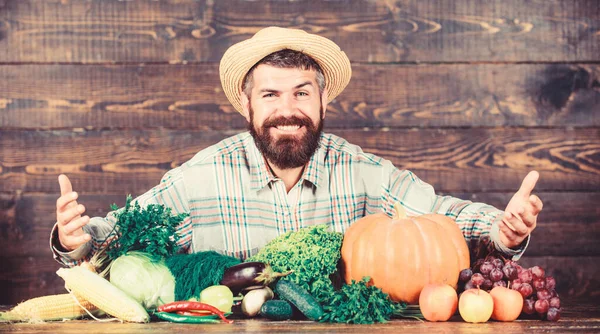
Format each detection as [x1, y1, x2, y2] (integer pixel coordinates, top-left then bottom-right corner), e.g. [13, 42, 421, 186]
[320, 277, 395, 324]
[105, 195, 188, 261]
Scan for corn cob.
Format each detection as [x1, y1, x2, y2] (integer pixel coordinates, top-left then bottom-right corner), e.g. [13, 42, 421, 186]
[0, 293, 98, 322]
[56, 266, 149, 323]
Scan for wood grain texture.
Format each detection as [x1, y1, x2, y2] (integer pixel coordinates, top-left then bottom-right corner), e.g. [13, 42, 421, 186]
[1, 192, 597, 258]
[1, 315, 599, 334]
[1, 128, 598, 193]
[0, 304, 599, 334]
[1, 63, 599, 129]
[0, 0, 598, 63]
[454, 192, 600, 258]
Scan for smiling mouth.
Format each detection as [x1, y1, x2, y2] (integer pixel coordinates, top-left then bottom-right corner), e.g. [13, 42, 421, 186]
[274, 125, 302, 132]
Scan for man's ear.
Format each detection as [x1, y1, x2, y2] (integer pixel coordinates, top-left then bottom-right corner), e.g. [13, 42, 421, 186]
[240, 92, 251, 122]
[321, 87, 329, 119]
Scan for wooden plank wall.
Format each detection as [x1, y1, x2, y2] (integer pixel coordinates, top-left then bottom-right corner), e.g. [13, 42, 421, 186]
[0, 0, 599, 304]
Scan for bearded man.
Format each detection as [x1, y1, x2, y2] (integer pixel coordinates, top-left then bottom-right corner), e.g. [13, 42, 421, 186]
[51, 27, 542, 265]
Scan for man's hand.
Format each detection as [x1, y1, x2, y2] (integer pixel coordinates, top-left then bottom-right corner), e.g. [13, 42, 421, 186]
[499, 171, 543, 249]
[56, 174, 91, 251]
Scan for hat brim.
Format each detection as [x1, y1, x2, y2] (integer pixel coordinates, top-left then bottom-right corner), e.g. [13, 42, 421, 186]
[219, 27, 352, 115]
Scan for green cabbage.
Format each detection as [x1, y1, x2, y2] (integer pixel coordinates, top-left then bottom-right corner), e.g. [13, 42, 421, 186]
[109, 251, 175, 310]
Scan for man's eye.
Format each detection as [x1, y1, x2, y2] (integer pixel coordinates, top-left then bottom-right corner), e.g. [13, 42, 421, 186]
[263, 93, 275, 98]
[297, 92, 308, 96]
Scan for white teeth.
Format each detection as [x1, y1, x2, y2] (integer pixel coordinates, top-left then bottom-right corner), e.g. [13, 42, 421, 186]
[275, 125, 301, 131]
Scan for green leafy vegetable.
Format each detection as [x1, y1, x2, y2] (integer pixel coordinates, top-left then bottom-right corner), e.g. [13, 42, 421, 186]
[320, 277, 396, 324]
[246, 225, 342, 304]
[320, 277, 424, 324]
[166, 251, 241, 301]
[106, 195, 189, 260]
[109, 251, 175, 310]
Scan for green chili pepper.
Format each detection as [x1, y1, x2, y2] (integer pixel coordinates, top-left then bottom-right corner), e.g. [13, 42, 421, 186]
[155, 311, 225, 324]
[157, 301, 233, 323]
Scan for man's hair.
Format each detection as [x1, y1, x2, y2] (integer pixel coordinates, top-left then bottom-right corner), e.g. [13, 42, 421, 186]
[242, 49, 326, 98]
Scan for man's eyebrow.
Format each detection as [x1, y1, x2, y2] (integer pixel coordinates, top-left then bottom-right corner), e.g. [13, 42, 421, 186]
[294, 81, 313, 89]
[257, 81, 314, 94]
[257, 88, 281, 94]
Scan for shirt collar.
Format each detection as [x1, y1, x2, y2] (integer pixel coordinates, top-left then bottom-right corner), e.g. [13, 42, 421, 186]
[247, 132, 328, 191]
[301, 134, 326, 188]
[246, 134, 277, 191]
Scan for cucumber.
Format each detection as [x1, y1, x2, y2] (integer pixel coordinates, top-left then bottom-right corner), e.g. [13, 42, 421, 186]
[260, 300, 294, 320]
[274, 280, 323, 321]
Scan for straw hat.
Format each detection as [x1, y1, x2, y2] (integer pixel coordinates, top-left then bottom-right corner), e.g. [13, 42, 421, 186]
[219, 26, 352, 115]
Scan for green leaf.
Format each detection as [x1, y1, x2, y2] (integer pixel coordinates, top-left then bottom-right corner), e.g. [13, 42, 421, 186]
[246, 225, 342, 305]
[320, 277, 397, 324]
[104, 195, 189, 261]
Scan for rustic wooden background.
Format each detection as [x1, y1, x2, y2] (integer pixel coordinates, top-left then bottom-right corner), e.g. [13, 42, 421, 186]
[0, 0, 599, 305]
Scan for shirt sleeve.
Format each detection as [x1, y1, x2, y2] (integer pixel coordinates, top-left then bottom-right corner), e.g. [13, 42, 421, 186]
[383, 164, 528, 261]
[50, 167, 193, 267]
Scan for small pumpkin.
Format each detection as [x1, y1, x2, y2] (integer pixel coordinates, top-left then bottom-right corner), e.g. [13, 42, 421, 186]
[341, 204, 470, 304]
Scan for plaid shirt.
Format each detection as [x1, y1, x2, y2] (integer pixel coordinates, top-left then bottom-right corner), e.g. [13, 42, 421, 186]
[52, 132, 527, 266]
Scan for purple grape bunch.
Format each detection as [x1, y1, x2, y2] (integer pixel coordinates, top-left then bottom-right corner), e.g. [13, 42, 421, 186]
[458, 256, 561, 322]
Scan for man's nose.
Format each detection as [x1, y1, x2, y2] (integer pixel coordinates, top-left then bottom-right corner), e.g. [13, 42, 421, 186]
[277, 94, 297, 116]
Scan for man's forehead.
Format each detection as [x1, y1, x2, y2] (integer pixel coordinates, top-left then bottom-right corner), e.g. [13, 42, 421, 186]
[252, 64, 318, 88]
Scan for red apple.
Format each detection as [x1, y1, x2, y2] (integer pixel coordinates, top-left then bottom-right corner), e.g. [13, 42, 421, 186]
[490, 286, 523, 321]
[458, 288, 494, 323]
[419, 283, 458, 321]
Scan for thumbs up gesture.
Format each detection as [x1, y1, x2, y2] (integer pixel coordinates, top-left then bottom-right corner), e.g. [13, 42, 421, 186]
[499, 171, 543, 249]
[56, 174, 92, 251]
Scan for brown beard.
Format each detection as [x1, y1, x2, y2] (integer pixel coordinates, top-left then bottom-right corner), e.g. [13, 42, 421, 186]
[248, 106, 324, 169]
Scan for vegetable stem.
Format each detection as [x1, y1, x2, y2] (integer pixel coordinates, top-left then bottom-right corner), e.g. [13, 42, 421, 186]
[392, 203, 408, 220]
[393, 304, 424, 321]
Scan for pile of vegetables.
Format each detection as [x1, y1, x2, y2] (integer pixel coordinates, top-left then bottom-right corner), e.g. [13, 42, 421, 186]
[247, 224, 343, 303]
[2, 196, 436, 325]
[246, 224, 423, 324]
[103, 197, 310, 324]
[0, 195, 188, 323]
[91, 218, 427, 324]
[104, 196, 186, 310]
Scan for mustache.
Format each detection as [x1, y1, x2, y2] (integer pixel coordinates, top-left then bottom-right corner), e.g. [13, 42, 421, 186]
[262, 116, 312, 128]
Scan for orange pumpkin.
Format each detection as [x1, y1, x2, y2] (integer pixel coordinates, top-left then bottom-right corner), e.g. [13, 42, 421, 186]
[341, 204, 470, 304]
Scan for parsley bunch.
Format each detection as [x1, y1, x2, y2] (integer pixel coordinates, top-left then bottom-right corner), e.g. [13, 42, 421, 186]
[105, 195, 189, 261]
[320, 277, 397, 324]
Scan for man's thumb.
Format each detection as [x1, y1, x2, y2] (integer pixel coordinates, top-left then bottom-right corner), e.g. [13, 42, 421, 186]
[518, 171, 539, 196]
[58, 174, 73, 196]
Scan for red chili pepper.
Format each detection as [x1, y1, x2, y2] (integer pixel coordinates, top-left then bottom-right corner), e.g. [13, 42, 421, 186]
[176, 311, 215, 317]
[157, 301, 233, 324]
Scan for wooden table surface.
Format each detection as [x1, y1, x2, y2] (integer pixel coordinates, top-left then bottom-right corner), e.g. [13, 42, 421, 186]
[1, 299, 598, 333]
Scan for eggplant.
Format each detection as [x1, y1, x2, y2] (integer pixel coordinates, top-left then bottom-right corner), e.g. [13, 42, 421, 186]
[220, 262, 292, 295]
